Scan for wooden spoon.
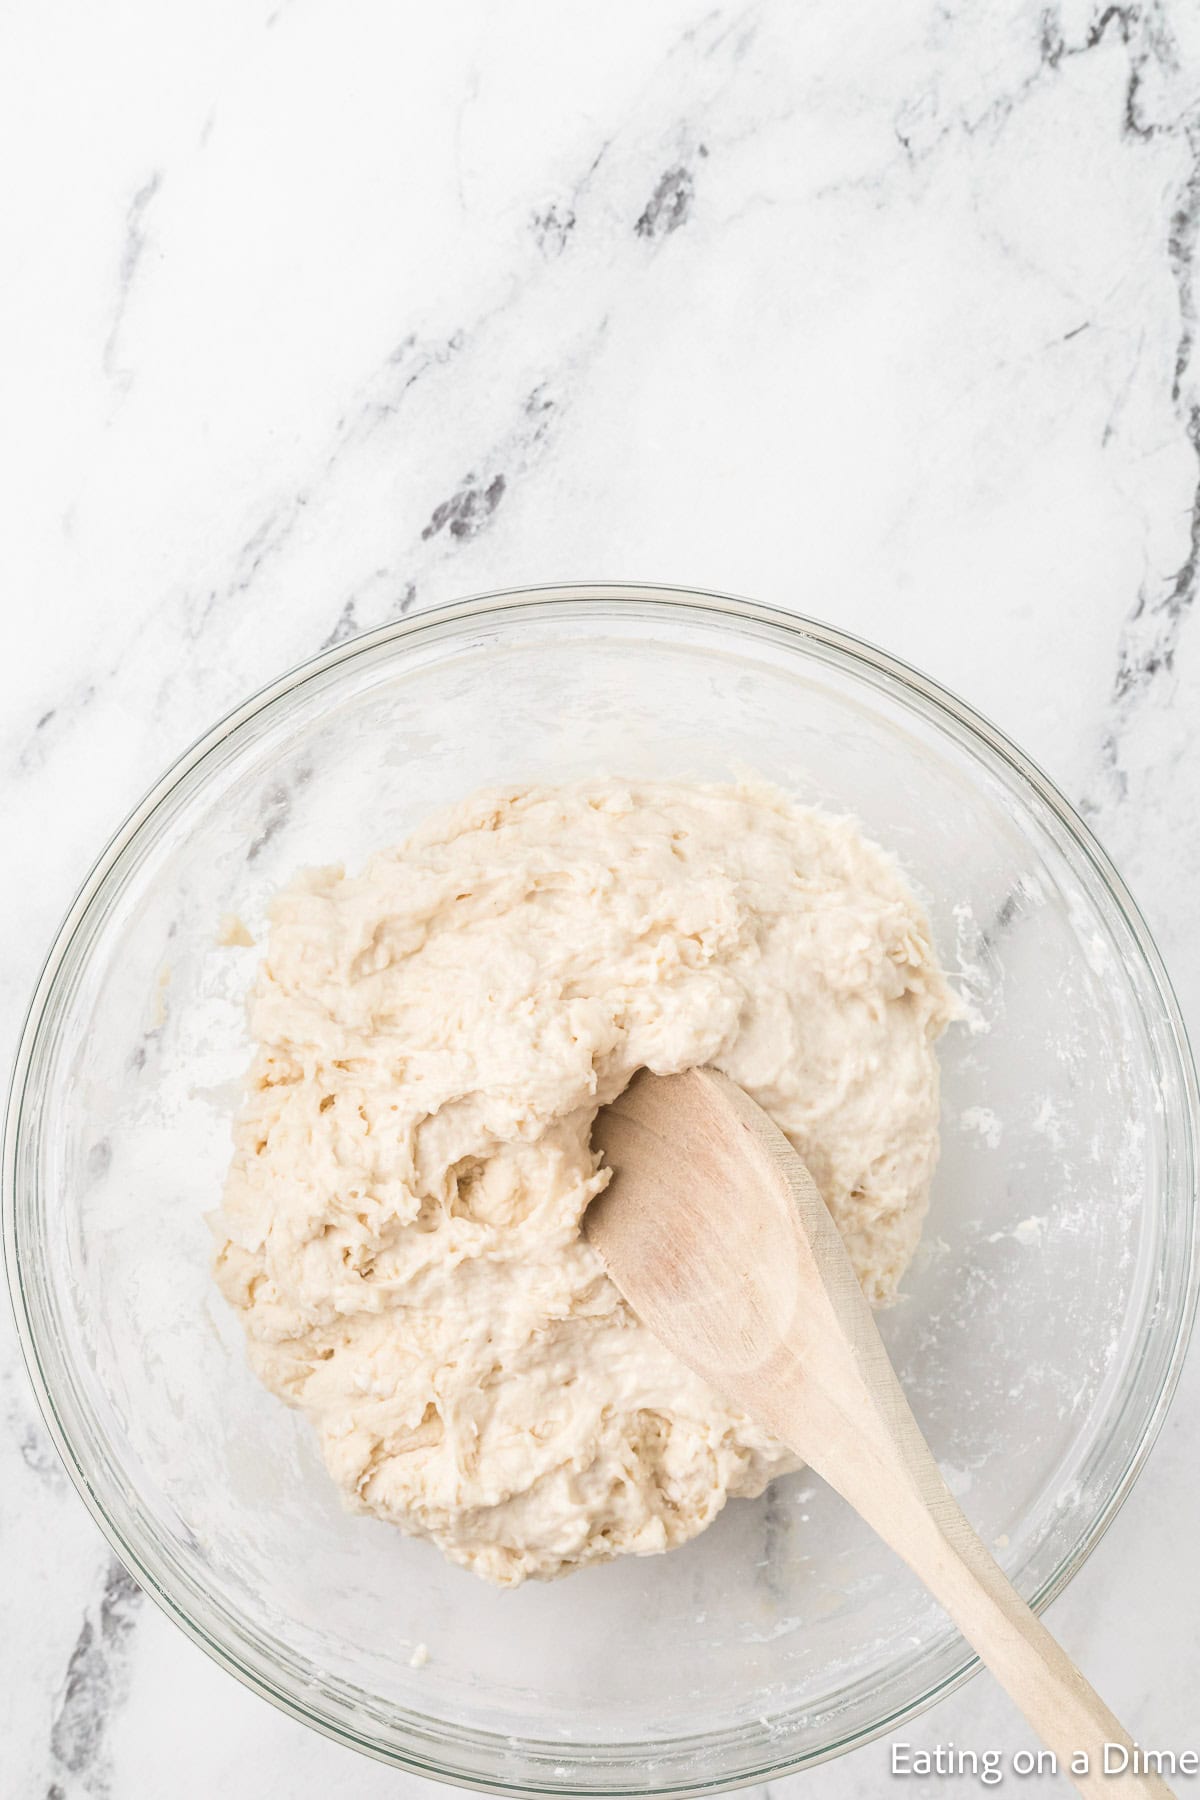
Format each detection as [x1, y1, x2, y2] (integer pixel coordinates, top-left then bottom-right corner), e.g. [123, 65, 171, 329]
[585, 1067, 1173, 1800]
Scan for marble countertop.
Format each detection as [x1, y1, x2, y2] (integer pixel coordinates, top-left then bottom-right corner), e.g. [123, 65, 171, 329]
[4, 1, 1200, 1795]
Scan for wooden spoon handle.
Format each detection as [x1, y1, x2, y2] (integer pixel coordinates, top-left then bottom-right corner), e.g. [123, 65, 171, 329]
[790, 1394, 1172, 1800]
[744, 1237, 1174, 1795]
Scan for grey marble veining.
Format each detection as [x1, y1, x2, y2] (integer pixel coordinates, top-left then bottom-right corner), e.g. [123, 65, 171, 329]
[4, 1, 1200, 1795]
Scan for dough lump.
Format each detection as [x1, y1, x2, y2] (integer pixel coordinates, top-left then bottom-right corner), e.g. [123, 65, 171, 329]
[214, 781, 954, 1585]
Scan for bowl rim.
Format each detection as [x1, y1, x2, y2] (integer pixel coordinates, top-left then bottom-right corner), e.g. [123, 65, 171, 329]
[5, 579, 1199, 1795]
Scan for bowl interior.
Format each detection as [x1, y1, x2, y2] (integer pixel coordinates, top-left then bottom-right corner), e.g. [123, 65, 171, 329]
[11, 593, 1194, 1792]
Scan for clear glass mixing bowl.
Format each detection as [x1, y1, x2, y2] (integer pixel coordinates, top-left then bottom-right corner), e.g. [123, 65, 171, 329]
[5, 586, 1198, 1794]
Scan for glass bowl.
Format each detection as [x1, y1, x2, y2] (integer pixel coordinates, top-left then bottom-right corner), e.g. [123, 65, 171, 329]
[5, 585, 1197, 1795]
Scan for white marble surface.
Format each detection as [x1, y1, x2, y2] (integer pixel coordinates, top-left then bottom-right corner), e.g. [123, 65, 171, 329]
[3, 1, 1200, 1794]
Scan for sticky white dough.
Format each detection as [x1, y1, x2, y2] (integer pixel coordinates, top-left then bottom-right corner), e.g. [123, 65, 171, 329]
[214, 780, 954, 1585]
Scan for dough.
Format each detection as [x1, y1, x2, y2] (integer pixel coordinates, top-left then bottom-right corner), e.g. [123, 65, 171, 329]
[214, 780, 954, 1585]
